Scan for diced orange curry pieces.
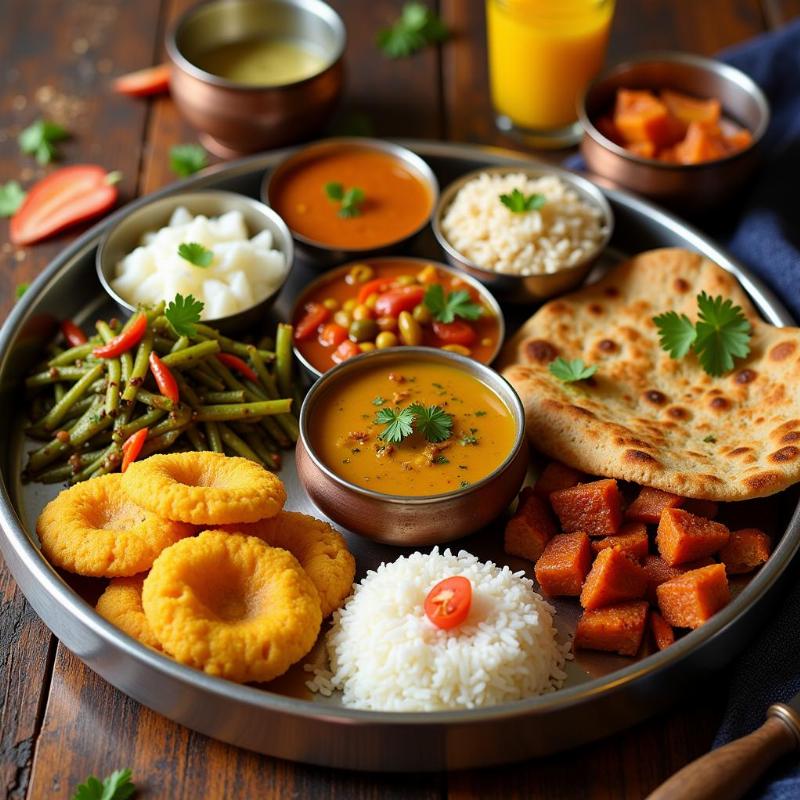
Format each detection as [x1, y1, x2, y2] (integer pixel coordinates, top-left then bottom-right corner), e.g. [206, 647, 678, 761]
[649, 610, 675, 651]
[534, 532, 592, 597]
[656, 564, 730, 629]
[625, 486, 684, 524]
[504, 487, 557, 563]
[719, 528, 771, 575]
[591, 522, 649, 560]
[574, 601, 649, 657]
[533, 461, 584, 498]
[550, 479, 622, 537]
[656, 508, 730, 566]
[580, 547, 647, 610]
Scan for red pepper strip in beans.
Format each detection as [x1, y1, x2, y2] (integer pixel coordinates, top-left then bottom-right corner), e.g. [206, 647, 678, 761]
[92, 313, 147, 358]
[60, 320, 88, 347]
[149, 352, 179, 404]
[216, 352, 258, 383]
[357, 278, 394, 304]
[121, 428, 148, 472]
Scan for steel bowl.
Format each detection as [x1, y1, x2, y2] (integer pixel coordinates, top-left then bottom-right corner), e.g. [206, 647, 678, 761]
[296, 346, 528, 546]
[290, 256, 506, 380]
[167, 0, 345, 158]
[96, 190, 294, 335]
[262, 137, 439, 268]
[578, 51, 770, 212]
[432, 165, 613, 305]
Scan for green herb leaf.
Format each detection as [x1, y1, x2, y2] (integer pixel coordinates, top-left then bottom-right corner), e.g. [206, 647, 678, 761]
[0, 181, 27, 217]
[433, 454, 449, 464]
[375, 405, 416, 443]
[474, 410, 486, 417]
[409, 402, 453, 442]
[324, 182, 344, 201]
[423, 284, 482, 324]
[653, 311, 697, 359]
[15, 283, 29, 300]
[72, 768, 135, 800]
[372, 395, 385, 406]
[376, 2, 449, 59]
[548, 357, 597, 383]
[105, 171, 123, 185]
[177, 242, 214, 267]
[499, 188, 546, 214]
[169, 144, 207, 177]
[339, 187, 365, 218]
[19, 119, 69, 165]
[165, 293, 204, 337]
[703, 434, 717, 443]
[693, 292, 752, 377]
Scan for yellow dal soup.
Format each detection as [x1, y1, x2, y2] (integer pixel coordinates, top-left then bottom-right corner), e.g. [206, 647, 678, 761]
[309, 360, 517, 497]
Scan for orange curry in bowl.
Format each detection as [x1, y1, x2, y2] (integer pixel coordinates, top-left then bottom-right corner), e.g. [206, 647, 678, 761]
[292, 259, 503, 374]
[269, 145, 433, 250]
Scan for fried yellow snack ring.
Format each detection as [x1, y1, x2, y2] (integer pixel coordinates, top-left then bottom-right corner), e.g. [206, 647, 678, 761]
[142, 530, 322, 683]
[122, 452, 285, 525]
[222, 511, 355, 617]
[96, 576, 162, 650]
[37, 473, 193, 577]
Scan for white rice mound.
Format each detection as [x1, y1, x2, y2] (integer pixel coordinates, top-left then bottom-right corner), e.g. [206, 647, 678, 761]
[306, 548, 568, 712]
[440, 172, 606, 277]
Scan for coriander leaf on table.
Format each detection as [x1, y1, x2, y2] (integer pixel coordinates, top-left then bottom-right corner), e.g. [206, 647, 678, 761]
[18, 118, 69, 165]
[169, 143, 207, 177]
[177, 242, 214, 267]
[72, 768, 135, 800]
[377, 2, 449, 59]
[499, 188, 546, 214]
[423, 284, 482, 323]
[165, 293, 204, 337]
[375, 405, 415, 443]
[15, 282, 29, 300]
[653, 310, 697, 359]
[409, 402, 453, 442]
[548, 357, 597, 383]
[693, 291, 752, 377]
[0, 180, 27, 216]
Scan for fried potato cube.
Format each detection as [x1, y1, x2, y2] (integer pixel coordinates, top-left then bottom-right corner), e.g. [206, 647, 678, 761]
[534, 532, 592, 597]
[650, 610, 675, 651]
[504, 487, 558, 563]
[674, 122, 730, 164]
[591, 522, 649, 560]
[661, 89, 721, 127]
[580, 547, 647, 610]
[719, 528, 771, 575]
[550, 479, 623, 537]
[533, 461, 584, 498]
[574, 601, 649, 657]
[656, 564, 730, 629]
[681, 499, 720, 519]
[625, 486, 684, 524]
[614, 89, 683, 148]
[656, 508, 730, 566]
[641, 554, 715, 603]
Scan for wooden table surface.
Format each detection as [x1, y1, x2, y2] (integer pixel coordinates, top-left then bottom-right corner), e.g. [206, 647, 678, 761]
[2, 1, 799, 797]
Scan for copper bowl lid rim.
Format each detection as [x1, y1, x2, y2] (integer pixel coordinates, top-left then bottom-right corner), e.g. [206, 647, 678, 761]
[578, 49, 771, 171]
[262, 137, 440, 253]
[166, 0, 346, 92]
[298, 346, 526, 505]
[432, 164, 614, 280]
[289, 255, 506, 379]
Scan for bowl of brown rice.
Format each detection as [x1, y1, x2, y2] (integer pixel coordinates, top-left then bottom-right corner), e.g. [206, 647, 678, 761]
[432, 165, 613, 304]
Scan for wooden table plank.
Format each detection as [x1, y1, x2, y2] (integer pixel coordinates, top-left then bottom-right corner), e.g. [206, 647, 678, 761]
[762, 0, 800, 27]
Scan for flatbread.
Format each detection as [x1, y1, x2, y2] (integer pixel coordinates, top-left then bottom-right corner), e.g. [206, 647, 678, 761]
[501, 248, 800, 500]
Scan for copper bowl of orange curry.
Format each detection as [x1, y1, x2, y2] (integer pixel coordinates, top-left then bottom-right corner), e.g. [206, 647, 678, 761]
[296, 347, 528, 546]
[263, 138, 438, 267]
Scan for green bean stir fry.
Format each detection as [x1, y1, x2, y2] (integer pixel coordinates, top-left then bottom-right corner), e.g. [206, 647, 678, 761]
[23, 295, 299, 484]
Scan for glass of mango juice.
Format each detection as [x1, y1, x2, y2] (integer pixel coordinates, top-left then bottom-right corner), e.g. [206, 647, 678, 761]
[486, 0, 615, 148]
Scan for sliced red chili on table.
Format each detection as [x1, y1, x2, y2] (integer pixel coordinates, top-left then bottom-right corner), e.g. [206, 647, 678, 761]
[149, 352, 179, 404]
[120, 428, 148, 473]
[216, 352, 258, 382]
[357, 278, 394, 304]
[294, 302, 331, 342]
[424, 576, 472, 630]
[331, 339, 361, 364]
[93, 313, 147, 358]
[112, 63, 170, 97]
[432, 320, 477, 346]
[374, 285, 426, 318]
[318, 322, 348, 348]
[60, 320, 88, 347]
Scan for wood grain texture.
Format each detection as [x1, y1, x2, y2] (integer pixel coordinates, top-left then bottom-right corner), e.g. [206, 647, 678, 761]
[761, 0, 800, 27]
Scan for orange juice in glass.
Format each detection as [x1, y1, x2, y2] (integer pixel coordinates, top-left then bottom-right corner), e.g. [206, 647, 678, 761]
[486, 0, 615, 147]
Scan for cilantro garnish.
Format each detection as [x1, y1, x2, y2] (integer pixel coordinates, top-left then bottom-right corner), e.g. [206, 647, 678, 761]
[177, 242, 213, 267]
[375, 406, 415, 443]
[423, 284, 482, 324]
[548, 357, 597, 383]
[459, 434, 478, 446]
[165, 293, 204, 337]
[408, 402, 453, 442]
[376, 2, 448, 59]
[72, 768, 135, 800]
[15, 283, 29, 300]
[324, 182, 365, 218]
[653, 292, 752, 377]
[0, 181, 27, 216]
[372, 395, 386, 406]
[18, 118, 69, 165]
[169, 143, 207, 177]
[433, 454, 449, 464]
[474, 410, 486, 417]
[499, 188, 546, 214]
[703, 434, 717, 443]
